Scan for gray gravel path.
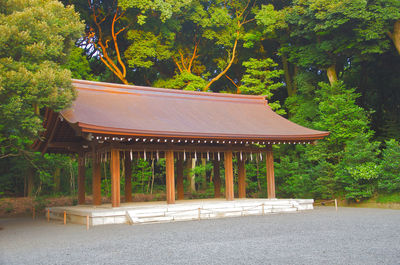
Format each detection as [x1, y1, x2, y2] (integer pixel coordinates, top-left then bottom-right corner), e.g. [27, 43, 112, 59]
[1, 207, 399, 265]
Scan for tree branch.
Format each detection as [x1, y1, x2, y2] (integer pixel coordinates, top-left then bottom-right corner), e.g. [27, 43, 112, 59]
[179, 50, 188, 72]
[115, 26, 128, 36]
[188, 40, 199, 73]
[88, 1, 129, 84]
[0, 153, 19, 159]
[387, 31, 393, 41]
[238, 0, 251, 18]
[240, 18, 255, 26]
[203, 30, 239, 91]
[225, 74, 240, 91]
[172, 57, 183, 73]
[111, 7, 128, 82]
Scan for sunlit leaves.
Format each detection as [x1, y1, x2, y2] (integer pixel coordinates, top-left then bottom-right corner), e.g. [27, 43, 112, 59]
[125, 30, 172, 68]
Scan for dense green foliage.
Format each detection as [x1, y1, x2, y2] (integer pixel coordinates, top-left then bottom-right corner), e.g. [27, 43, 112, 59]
[1, 0, 399, 203]
[378, 139, 400, 193]
[0, 0, 83, 196]
[0, 0, 83, 159]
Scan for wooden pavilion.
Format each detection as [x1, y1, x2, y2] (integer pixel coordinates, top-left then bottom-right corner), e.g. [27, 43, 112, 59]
[33, 79, 329, 208]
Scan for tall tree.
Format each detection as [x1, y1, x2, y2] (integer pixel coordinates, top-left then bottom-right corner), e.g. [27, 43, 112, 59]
[239, 57, 285, 114]
[259, 0, 400, 85]
[254, 1, 298, 97]
[282, 80, 378, 200]
[366, 0, 400, 55]
[125, 0, 257, 91]
[0, 0, 84, 159]
[84, 0, 130, 84]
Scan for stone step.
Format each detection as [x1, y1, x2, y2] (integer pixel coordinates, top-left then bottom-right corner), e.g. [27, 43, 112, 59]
[47, 199, 314, 226]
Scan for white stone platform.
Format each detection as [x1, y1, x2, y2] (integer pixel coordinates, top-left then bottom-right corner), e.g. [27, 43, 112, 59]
[47, 198, 313, 226]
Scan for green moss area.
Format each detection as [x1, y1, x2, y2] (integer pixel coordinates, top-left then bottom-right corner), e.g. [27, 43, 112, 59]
[376, 193, 400, 203]
[343, 193, 400, 210]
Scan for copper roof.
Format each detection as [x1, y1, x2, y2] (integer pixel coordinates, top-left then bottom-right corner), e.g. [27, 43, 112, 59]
[58, 79, 328, 141]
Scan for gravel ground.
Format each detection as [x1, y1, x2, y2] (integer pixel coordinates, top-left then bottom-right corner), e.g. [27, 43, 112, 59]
[1, 207, 399, 265]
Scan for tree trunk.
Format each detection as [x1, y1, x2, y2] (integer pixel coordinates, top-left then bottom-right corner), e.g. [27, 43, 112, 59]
[27, 168, 34, 197]
[388, 20, 400, 55]
[213, 160, 221, 198]
[256, 161, 261, 192]
[201, 158, 207, 190]
[124, 152, 132, 202]
[141, 166, 145, 193]
[327, 65, 338, 85]
[293, 66, 298, 92]
[282, 54, 296, 97]
[24, 175, 27, 197]
[203, 31, 239, 91]
[103, 162, 110, 197]
[185, 159, 191, 190]
[190, 158, 196, 192]
[53, 167, 61, 192]
[150, 159, 155, 194]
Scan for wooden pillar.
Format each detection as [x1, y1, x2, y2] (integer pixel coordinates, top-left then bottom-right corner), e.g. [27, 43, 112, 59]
[176, 157, 184, 200]
[110, 149, 120, 207]
[124, 151, 132, 203]
[165, 150, 175, 204]
[224, 151, 234, 201]
[213, 160, 221, 198]
[77, 153, 86, 205]
[266, 147, 276, 199]
[238, 159, 246, 198]
[92, 151, 102, 206]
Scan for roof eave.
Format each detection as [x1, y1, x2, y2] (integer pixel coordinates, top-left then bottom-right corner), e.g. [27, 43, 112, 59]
[78, 122, 329, 142]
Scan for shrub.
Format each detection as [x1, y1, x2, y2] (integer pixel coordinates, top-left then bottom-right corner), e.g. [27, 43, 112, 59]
[379, 139, 400, 193]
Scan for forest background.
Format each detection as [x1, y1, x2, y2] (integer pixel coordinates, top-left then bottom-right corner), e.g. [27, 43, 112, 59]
[1, 0, 400, 209]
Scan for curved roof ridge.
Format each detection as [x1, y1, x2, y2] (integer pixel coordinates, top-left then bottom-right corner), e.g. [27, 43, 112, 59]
[72, 79, 267, 102]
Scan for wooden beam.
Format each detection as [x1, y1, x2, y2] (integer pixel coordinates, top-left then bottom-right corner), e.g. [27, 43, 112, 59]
[42, 114, 60, 154]
[238, 159, 246, 198]
[92, 152, 102, 206]
[176, 158, 184, 200]
[213, 160, 221, 198]
[48, 142, 89, 153]
[110, 149, 121, 207]
[77, 153, 86, 205]
[98, 143, 270, 154]
[124, 151, 132, 202]
[165, 150, 175, 204]
[224, 151, 234, 201]
[266, 147, 276, 199]
[48, 142, 81, 148]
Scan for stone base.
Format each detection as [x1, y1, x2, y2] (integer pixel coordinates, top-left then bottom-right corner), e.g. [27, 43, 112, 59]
[47, 198, 313, 226]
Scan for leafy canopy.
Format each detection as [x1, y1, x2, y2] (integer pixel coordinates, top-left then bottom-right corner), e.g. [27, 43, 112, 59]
[0, 0, 84, 158]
